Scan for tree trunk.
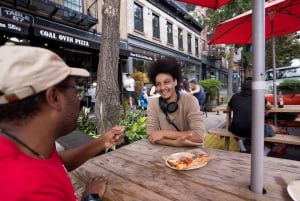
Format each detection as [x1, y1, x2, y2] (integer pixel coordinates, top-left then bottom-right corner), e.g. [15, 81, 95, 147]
[227, 46, 234, 99]
[96, 0, 121, 134]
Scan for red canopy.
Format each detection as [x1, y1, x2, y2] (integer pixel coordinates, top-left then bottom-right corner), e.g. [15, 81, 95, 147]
[175, 0, 231, 9]
[209, 0, 300, 44]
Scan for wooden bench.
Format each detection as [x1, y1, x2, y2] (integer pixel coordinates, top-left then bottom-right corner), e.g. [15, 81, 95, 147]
[208, 127, 300, 151]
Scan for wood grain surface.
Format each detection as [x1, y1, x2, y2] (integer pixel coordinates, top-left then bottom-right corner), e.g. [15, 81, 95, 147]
[70, 139, 300, 201]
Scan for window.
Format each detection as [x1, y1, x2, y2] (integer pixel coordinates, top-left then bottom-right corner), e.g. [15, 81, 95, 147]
[187, 34, 192, 53]
[134, 3, 143, 32]
[152, 14, 160, 39]
[63, 0, 82, 12]
[167, 22, 173, 44]
[178, 29, 183, 49]
[195, 38, 199, 55]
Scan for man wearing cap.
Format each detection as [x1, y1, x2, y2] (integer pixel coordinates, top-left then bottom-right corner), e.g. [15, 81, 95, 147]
[0, 43, 125, 201]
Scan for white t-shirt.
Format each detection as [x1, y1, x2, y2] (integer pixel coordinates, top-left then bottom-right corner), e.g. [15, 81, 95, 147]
[87, 87, 96, 103]
[124, 78, 135, 92]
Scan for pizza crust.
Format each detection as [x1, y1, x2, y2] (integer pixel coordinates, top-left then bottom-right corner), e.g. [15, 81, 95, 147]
[166, 152, 208, 170]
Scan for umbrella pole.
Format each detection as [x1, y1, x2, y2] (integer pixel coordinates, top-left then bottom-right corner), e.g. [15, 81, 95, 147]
[250, 0, 265, 194]
[271, 14, 278, 125]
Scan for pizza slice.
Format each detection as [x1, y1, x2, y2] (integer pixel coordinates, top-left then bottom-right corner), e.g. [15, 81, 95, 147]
[167, 156, 195, 170]
[166, 152, 208, 170]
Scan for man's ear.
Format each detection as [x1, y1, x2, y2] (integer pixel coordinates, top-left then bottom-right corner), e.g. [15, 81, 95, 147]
[174, 78, 178, 87]
[45, 87, 63, 111]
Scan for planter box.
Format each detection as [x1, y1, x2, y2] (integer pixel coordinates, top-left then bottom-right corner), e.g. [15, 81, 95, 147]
[265, 93, 300, 105]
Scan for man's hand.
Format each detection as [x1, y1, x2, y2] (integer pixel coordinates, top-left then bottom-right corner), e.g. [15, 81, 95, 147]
[82, 176, 107, 200]
[99, 126, 126, 149]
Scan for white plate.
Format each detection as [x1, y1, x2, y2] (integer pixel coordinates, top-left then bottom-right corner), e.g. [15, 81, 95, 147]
[165, 150, 208, 170]
[287, 180, 300, 201]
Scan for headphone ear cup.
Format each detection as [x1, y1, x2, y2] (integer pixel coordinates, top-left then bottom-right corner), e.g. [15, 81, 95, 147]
[167, 102, 178, 113]
[159, 97, 168, 113]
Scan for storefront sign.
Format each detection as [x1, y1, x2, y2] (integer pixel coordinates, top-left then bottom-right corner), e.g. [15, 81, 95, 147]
[33, 17, 101, 50]
[0, 7, 32, 35]
[130, 52, 153, 61]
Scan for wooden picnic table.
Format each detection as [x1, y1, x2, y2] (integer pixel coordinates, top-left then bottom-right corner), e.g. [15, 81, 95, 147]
[212, 104, 300, 128]
[212, 104, 231, 128]
[70, 139, 300, 201]
[268, 105, 300, 113]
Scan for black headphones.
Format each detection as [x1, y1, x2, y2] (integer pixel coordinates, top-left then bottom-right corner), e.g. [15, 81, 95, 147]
[159, 91, 180, 114]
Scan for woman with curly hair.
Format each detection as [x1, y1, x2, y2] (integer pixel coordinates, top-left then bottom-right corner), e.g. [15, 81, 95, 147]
[146, 58, 205, 147]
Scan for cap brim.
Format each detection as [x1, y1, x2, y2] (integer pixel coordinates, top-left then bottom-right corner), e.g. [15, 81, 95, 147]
[70, 67, 90, 77]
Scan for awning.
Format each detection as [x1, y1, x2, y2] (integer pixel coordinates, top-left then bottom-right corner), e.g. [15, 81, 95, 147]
[32, 17, 101, 50]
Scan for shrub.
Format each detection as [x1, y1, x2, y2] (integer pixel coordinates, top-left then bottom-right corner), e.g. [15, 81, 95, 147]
[117, 110, 147, 143]
[77, 107, 98, 138]
[199, 79, 223, 100]
[277, 79, 300, 93]
[77, 107, 147, 151]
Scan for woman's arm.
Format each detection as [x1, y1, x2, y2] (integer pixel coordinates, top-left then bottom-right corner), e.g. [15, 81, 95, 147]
[148, 129, 202, 147]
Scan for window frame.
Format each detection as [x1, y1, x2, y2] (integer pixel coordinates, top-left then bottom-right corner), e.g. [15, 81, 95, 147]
[152, 14, 160, 39]
[167, 22, 173, 45]
[187, 33, 192, 53]
[63, 0, 82, 12]
[134, 3, 144, 32]
[178, 28, 183, 49]
[195, 38, 199, 56]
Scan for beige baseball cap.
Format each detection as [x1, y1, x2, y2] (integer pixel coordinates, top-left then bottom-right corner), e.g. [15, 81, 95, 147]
[0, 43, 90, 104]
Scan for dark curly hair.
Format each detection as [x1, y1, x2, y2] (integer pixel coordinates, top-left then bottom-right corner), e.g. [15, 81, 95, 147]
[148, 58, 182, 91]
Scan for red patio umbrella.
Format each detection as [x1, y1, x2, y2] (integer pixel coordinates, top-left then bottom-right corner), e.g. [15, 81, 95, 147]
[209, 0, 300, 104]
[209, 0, 300, 44]
[175, 0, 231, 9]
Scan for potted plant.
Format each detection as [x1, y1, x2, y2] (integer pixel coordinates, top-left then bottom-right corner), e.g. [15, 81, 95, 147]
[199, 79, 223, 110]
[266, 79, 300, 105]
[277, 79, 300, 94]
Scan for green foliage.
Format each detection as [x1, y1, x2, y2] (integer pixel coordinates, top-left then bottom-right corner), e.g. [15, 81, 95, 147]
[277, 79, 300, 93]
[204, 0, 300, 71]
[205, 0, 251, 33]
[199, 79, 223, 100]
[77, 108, 98, 138]
[266, 34, 300, 68]
[117, 110, 147, 143]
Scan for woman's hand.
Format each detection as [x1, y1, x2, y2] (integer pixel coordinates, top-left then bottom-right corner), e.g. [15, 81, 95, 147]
[147, 131, 164, 144]
[175, 133, 203, 147]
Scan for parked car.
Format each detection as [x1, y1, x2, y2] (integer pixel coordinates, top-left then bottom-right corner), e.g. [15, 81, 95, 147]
[265, 65, 300, 94]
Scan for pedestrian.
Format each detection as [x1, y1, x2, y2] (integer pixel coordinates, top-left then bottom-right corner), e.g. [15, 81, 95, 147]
[146, 58, 205, 147]
[123, 73, 136, 110]
[149, 85, 157, 96]
[0, 43, 125, 201]
[139, 86, 148, 110]
[87, 82, 97, 112]
[189, 79, 206, 107]
[232, 70, 240, 93]
[180, 79, 191, 93]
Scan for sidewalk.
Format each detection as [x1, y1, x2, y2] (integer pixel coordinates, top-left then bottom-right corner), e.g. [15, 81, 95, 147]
[204, 111, 226, 131]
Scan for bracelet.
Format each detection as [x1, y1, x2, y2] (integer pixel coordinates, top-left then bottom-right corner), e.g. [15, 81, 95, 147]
[84, 193, 102, 201]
